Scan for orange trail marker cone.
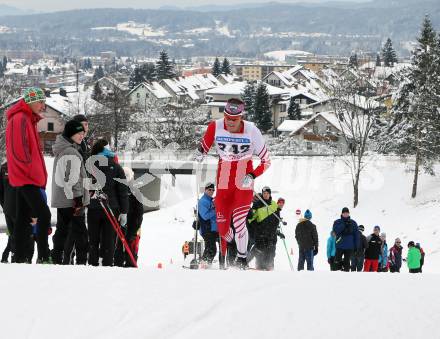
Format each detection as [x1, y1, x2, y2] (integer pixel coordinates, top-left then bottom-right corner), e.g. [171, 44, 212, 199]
[157, 262, 163, 269]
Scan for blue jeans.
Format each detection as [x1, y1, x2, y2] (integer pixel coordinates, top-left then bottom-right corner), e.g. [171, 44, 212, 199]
[298, 248, 314, 271]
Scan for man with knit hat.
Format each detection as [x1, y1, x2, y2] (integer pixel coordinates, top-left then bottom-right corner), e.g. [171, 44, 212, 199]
[295, 209, 318, 271]
[332, 207, 359, 272]
[194, 98, 271, 269]
[51, 120, 90, 264]
[5, 87, 52, 263]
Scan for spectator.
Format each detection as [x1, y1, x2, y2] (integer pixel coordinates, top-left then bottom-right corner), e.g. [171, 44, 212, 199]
[415, 243, 425, 273]
[389, 238, 403, 273]
[332, 207, 359, 271]
[379, 232, 389, 272]
[87, 139, 128, 266]
[295, 209, 318, 271]
[364, 225, 383, 272]
[247, 187, 283, 270]
[197, 182, 218, 266]
[51, 120, 90, 265]
[182, 241, 190, 260]
[351, 224, 368, 272]
[407, 241, 421, 273]
[114, 167, 144, 267]
[5, 87, 51, 263]
[327, 231, 336, 271]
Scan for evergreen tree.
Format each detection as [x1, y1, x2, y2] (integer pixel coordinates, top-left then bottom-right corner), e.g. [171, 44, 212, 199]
[381, 38, 398, 67]
[2, 56, 7, 71]
[221, 58, 232, 75]
[129, 63, 157, 89]
[375, 54, 381, 66]
[349, 54, 358, 68]
[378, 16, 440, 198]
[156, 50, 175, 80]
[93, 65, 105, 81]
[241, 81, 256, 122]
[92, 82, 103, 101]
[254, 82, 272, 133]
[43, 66, 51, 77]
[0, 61, 3, 77]
[287, 100, 301, 120]
[212, 57, 221, 77]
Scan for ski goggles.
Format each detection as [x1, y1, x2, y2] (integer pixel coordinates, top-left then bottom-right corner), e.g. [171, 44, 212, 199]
[224, 100, 245, 116]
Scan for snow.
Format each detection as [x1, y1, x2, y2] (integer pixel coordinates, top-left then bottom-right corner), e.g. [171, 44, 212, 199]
[264, 50, 313, 62]
[1, 155, 440, 338]
[277, 119, 307, 133]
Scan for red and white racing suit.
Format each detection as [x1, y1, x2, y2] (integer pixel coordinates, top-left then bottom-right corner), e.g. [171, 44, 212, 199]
[199, 119, 270, 257]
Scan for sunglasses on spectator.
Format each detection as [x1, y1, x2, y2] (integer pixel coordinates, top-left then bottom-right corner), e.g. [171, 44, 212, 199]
[207, 188, 215, 191]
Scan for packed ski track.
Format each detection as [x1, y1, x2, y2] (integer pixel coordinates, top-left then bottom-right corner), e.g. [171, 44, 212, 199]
[1, 156, 440, 338]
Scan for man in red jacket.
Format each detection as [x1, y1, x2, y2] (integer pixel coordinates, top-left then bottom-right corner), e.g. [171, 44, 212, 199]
[5, 87, 51, 263]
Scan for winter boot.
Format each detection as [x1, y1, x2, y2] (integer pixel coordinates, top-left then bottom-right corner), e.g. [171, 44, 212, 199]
[235, 257, 248, 270]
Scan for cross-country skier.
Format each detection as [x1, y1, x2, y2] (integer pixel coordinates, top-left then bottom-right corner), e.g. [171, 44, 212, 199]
[194, 98, 271, 268]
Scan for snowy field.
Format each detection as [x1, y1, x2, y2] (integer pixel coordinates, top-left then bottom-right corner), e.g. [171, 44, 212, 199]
[1, 155, 439, 338]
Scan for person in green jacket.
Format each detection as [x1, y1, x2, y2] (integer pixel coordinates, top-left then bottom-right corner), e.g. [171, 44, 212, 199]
[247, 186, 284, 270]
[407, 241, 421, 273]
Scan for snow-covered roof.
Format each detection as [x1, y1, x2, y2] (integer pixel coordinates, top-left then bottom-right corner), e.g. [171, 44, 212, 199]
[206, 81, 289, 97]
[307, 94, 380, 110]
[277, 119, 307, 132]
[130, 82, 172, 99]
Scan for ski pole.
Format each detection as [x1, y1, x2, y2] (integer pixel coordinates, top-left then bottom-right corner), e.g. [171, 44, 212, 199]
[253, 191, 294, 271]
[190, 162, 201, 269]
[99, 198, 138, 268]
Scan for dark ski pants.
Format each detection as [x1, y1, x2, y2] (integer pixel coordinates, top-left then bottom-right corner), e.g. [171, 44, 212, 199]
[1, 214, 15, 262]
[409, 268, 421, 273]
[255, 237, 277, 270]
[390, 266, 400, 273]
[350, 254, 364, 272]
[201, 231, 218, 263]
[88, 208, 118, 266]
[52, 208, 88, 264]
[328, 256, 337, 271]
[14, 185, 51, 262]
[335, 248, 353, 272]
[298, 248, 314, 271]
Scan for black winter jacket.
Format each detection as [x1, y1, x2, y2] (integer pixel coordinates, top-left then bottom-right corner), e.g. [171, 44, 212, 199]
[354, 233, 368, 256]
[365, 233, 383, 260]
[88, 156, 129, 214]
[295, 219, 319, 251]
[0, 162, 16, 217]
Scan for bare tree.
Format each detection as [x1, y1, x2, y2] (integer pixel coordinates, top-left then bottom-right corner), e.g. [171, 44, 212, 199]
[331, 76, 384, 207]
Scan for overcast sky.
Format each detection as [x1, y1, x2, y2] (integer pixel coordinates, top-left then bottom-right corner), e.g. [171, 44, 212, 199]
[1, 0, 368, 12]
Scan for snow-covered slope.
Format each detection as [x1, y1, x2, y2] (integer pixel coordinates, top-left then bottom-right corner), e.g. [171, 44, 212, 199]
[1, 155, 439, 338]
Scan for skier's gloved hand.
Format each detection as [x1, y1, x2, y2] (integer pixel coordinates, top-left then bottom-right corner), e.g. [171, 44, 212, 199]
[193, 148, 205, 163]
[119, 214, 128, 228]
[242, 173, 255, 188]
[277, 231, 285, 239]
[313, 248, 318, 256]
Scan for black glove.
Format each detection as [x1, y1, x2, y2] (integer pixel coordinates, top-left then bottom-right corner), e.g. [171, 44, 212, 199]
[313, 248, 318, 256]
[277, 231, 285, 239]
[192, 220, 200, 230]
[73, 196, 84, 216]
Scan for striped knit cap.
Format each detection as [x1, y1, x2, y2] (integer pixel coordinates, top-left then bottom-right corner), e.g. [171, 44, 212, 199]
[23, 87, 46, 104]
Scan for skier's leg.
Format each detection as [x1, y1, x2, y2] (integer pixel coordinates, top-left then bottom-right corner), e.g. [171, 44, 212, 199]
[231, 189, 253, 259]
[215, 189, 233, 256]
[102, 209, 117, 267]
